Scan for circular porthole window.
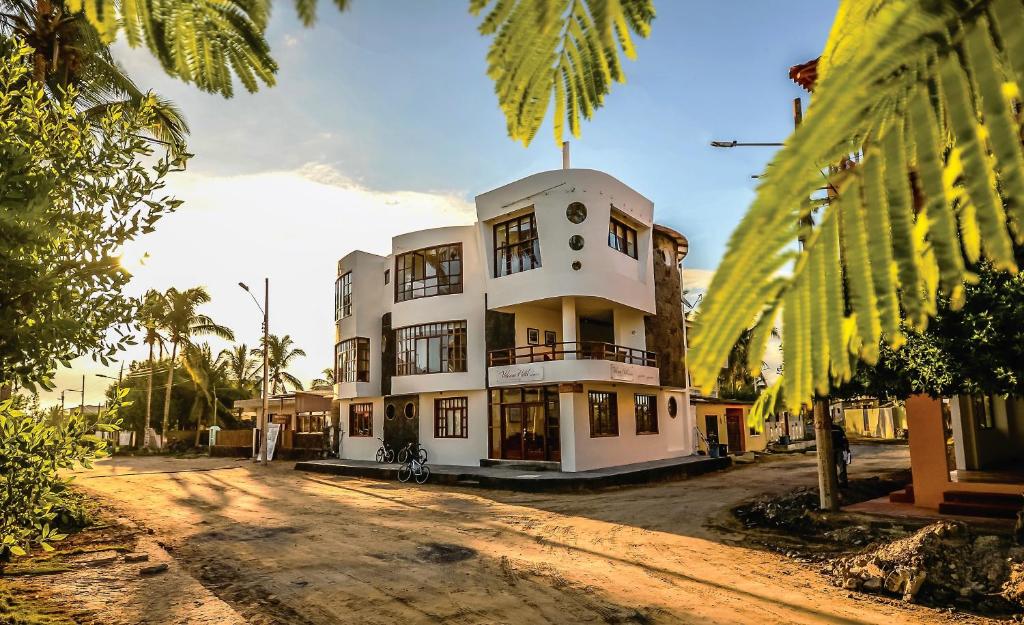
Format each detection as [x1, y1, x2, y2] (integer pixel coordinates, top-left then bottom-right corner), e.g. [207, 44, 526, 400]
[569, 235, 585, 251]
[404, 402, 416, 419]
[668, 397, 678, 418]
[385, 404, 396, 420]
[566, 202, 587, 224]
[571, 260, 582, 271]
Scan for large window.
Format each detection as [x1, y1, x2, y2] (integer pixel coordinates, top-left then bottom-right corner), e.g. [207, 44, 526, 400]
[589, 391, 618, 437]
[494, 213, 541, 277]
[349, 403, 373, 437]
[396, 321, 467, 375]
[395, 243, 463, 302]
[608, 217, 637, 259]
[635, 394, 658, 434]
[335, 272, 352, 319]
[435, 397, 469, 438]
[335, 338, 370, 383]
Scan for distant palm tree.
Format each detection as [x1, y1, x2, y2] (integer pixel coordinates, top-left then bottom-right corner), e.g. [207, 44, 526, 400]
[138, 289, 167, 449]
[182, 342, 230, 445]
[218, 343, 257, 391]
[251, 334, 305, 394]
[158, 287, 233, 447]
[310, 367, 335, 390]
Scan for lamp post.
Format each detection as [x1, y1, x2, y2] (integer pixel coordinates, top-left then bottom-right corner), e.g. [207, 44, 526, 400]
[240, 279, 270, 466]
[709, 140, 785, 148]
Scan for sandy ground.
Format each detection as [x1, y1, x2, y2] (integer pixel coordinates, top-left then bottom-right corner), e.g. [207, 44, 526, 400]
[52, 444, 996, 625]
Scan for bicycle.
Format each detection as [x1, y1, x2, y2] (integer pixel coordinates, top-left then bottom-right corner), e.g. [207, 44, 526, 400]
[397, 441, 428, 464]
[375, 437, 395, 463]
[398, 454, 430, 485]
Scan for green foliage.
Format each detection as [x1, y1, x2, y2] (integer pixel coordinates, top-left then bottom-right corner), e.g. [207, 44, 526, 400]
[0, 40, 185, 391]
[717, 329, 767, 401]
[471, 0, 655, 145]
[690, 0, 1024, 413]
[252, 334, 306, 394]
[0, 390, 125, 560]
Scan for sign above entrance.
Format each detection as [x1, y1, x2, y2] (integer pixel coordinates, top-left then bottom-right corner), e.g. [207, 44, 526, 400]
[610, 363, 659, 385]
[494, 365, 544, 384]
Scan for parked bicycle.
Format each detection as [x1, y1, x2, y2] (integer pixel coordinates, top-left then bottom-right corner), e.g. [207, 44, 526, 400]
[398, 453, 430, 485]
[375, 437, 395, 463]
[397, 441, 428, 464]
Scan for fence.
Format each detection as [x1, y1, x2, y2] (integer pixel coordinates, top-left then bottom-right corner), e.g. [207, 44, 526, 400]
[213, 429, 255, 447]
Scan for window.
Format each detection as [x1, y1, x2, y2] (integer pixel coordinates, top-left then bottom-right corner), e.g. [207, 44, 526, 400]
[635, 394, 658, 434]
[589, 391, 618, 437]
[395, 321, 468, 375]
[494, 213, 541, 277]
[297, 414, 326, 433]
[395, 243, 462, 302]
[608, 217, 637, 259]
[384, 269, 390, 284]
[435, 397, 469, 438]
[335, 338, 370, 383]
[335, 272, 352, 319]
[349, 403, 373, 437]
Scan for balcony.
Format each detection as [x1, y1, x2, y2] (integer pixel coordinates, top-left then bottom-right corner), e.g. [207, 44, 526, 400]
[487, 342, 659, 387]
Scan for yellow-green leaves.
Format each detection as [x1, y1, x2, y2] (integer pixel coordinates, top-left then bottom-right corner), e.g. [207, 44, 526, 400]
[472, 0, 655, 146]
[690, 0, 1024, 415]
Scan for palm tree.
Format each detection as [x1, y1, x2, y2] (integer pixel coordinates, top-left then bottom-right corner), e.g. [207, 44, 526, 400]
[218, 343, 257, 391]
[138, 289, 166, 449]
[0, 0, 190, 147]
[690, 1, 1024, 415]
[182, 342, 230, 446]
[310, 367, 335, 390]
[251, 334, 306, 395]
[158, 287, 234, 448]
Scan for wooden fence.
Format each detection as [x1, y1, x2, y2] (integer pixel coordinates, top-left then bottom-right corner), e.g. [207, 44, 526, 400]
[213, 429, 255, 447]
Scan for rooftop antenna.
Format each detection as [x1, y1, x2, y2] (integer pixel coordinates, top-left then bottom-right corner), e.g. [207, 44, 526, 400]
[562, 141, 570, 170]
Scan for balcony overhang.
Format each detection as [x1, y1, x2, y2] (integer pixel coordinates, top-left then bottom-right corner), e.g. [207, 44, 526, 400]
[489, 359, 660, 388]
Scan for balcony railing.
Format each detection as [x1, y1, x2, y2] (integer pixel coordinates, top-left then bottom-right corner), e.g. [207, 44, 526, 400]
[488, 341, 657, 368]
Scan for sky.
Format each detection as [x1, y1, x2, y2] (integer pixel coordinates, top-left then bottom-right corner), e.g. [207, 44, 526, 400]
[44, 1, 838, 407]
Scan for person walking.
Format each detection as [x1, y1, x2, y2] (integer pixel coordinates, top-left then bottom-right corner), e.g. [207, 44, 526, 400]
[831, 420, 851, 487]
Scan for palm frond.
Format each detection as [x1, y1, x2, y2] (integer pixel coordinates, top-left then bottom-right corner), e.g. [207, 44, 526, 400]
[689, 0, 1024, 417]
[471, 0, 655, 146]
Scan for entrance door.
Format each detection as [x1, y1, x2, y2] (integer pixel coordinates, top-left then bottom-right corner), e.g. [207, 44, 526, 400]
[383, 394, 418, 456]
[502, 405, 525, 459]
[725, 408, 745, 454]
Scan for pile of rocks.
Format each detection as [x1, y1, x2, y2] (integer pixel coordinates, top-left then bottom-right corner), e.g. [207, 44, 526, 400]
[733, 487, 822, 533]
[827, 521, 1024, 614]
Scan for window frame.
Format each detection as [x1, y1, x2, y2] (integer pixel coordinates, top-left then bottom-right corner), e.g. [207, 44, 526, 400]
[973, 395, 996, 430]
[608, 216, 638, 259]
[434, 396, 469, 439]
[335, 271, 353, 319]
[335, 337, 370, 383]
[634, 394, 658, 435]
[394, 242, 463, 303]
[493, 212, 542, 277]
[395, 320, 468, 376]
[589, 391, 619, 437]
[349, 403, 373, 437]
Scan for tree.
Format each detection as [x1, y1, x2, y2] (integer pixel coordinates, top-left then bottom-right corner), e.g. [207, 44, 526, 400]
[0, 0, 189, 147]
[690, 0, 1024, 416]
[717, 329, 769, 401]
[0, 39, 184, 392]
[58, 0, 654, 146]
[219, 343, 257, 390]
[310, 367, 335, 390]
[252, 334, 305, 394]
[157, 287, 233, 447]
[181, 342, 229, 445]
[137, 289, 166, 448]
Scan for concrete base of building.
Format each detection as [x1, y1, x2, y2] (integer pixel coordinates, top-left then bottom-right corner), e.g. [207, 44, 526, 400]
[294, 454, 731, 493]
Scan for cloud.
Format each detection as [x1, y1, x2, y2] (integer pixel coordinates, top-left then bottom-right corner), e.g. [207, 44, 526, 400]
[40, 164, 475, 406]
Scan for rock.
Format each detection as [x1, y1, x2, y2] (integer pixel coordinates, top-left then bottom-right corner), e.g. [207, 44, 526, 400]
[843, 577, 862, 590]
[863, 577, 883, 591]
[124, 552, 149, 563]
[139, 563, 168, 575]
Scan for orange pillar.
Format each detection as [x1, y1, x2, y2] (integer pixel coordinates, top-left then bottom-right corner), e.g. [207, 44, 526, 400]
[905, 395, 950, 509]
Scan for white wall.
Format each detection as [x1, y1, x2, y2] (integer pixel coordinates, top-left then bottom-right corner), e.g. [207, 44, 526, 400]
[565, 383, 692, 472]
[337, 396, 384, 461]
[335, 251, 387, 399]
[416, 390, 488, 467]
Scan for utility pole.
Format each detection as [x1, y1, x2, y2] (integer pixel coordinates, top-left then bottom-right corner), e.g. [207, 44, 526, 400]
[261, 278, 270, 465]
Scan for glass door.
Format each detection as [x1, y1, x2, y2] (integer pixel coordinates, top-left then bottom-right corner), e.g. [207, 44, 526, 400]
[502, 405, 524, 459]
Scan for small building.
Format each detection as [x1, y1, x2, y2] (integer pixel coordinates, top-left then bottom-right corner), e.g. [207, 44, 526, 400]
[333, 167, 699, 471]
[692, 397, 766, 455]
[233, 391, 334, 459]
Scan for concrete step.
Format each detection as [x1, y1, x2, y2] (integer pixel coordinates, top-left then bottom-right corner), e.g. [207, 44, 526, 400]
[938, 501, 1020, 519]
[943, 489, 1022, 507]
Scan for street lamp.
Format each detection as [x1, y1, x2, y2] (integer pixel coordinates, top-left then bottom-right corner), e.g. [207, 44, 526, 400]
[240, 279, 270, 466]
[709, 140, 785, 148]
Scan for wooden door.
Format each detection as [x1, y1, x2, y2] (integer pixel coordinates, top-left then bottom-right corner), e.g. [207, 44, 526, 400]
[725, 408, 745, 454]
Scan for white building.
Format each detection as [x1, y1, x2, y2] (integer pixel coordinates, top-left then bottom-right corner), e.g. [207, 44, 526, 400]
[334, 168, 696, 471]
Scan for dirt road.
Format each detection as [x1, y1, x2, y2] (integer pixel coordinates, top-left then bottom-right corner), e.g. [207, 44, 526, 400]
[64, 445, 990, 624]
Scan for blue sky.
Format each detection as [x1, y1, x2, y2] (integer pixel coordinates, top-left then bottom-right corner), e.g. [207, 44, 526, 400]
[52, 1, 839, 405]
